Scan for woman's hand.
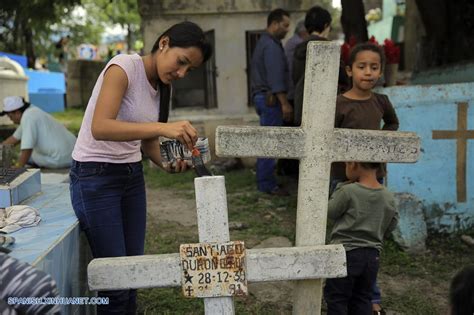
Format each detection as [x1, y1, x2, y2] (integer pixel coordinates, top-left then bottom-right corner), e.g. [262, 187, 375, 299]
[158, 121, 197, 151]
[162, 159, 189, 173]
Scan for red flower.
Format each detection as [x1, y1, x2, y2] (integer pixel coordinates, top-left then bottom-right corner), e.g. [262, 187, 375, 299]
[368, 36, 379, 46]
[341, 36, 400, 65]
[383, 39, 400, 64]
[341, 42, 351, 65]
[341, 36, 357, 65]
[348, 36, 357, 47]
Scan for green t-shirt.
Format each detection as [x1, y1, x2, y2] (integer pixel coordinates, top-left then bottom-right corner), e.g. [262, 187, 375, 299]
[328, 182, 398, 252]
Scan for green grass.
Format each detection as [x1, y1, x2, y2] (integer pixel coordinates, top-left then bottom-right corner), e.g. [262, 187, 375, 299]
[381, 233, 474, 281]
[52, 107, 84, 136]
[380, 232, 474, 314]
[383, 289, 440, 315]
[144, 163, 196, 193]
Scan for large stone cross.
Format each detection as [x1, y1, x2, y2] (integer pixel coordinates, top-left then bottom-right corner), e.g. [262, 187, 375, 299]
[88, 176, 347, 314]
[215, 41, 420, 314]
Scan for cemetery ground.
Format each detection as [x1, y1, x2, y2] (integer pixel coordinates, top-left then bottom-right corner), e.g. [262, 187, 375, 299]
[138, 164, 474, 315]
[52, 110, 473, 314]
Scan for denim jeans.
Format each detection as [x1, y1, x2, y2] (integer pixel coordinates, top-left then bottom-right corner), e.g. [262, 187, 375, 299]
[254, 92, 283, 192]
[324, 248, 380, 315]
[70, 160, 146, 314]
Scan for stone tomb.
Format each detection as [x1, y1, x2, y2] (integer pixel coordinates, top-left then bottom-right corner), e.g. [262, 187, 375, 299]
[215, 41, 420, 313]
[0, 144, 41, 208]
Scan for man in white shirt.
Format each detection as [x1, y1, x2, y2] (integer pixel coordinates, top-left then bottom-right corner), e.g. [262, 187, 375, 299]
[1, 96, 76, 168]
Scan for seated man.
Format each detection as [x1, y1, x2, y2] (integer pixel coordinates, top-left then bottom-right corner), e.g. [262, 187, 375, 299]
[1, 96, 76, 169]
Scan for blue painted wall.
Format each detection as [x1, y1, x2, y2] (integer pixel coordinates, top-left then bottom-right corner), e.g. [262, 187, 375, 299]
[24, 69, 66, 93]
[382, 83, 474, 232]
[24, 69, 66, 112]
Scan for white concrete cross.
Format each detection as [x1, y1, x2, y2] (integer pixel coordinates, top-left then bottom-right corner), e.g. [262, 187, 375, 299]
[88, 176, 347, 314]
[215, 41, 420, 314]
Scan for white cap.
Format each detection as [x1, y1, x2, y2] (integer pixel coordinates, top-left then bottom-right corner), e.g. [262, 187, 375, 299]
[0, 205, 41, 234]
[1, 96, 24, 116]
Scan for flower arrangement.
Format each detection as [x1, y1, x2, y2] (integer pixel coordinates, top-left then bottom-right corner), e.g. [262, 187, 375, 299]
[368, 35, 379, 45]
[383, 39, 401, 64]
[340, 36, 357, 65]
[365, 8, 382, 24]
[340, 36, 400, 65]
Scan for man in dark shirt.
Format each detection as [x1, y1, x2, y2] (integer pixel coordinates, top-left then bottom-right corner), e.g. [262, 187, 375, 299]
[292, 6, 349, 126]
[250, 8, 292, 195]
[284, 20, 308, 105]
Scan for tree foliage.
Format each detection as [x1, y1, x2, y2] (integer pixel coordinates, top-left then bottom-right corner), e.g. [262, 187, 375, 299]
[0, 0, 80, 67]
[0, 0, 141, 67]
[80, 0, 141, 54]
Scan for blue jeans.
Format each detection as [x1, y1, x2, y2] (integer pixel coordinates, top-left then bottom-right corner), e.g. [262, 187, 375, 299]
[70, 160, 146, 314]
[254, 93, 283, 192]
[324, 248, 380, 315]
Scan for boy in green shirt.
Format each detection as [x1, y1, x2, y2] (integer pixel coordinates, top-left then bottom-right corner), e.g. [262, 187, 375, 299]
[324, 162, 398, 315]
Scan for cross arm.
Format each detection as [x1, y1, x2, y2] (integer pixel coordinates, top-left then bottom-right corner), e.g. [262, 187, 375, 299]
[88, 245, 347, 290]
[216, 126, 305, 159]
[246, 244, 346, 282]
[88, 253, 181, 291]
[433, 130, 474, 139]
[330, 129, 420, 163]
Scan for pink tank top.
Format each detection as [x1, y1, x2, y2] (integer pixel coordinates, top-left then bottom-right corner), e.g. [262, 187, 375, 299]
[72, 54, 160, 163]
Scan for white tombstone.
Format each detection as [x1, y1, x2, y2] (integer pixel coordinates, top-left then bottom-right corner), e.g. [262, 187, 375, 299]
[215, 41, 420, 314]
[0, 57, 28, 125]
[88, 176, 347, 314]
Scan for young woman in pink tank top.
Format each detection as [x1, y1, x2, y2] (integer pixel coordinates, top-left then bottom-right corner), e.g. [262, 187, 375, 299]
[69, 22, 212, 314]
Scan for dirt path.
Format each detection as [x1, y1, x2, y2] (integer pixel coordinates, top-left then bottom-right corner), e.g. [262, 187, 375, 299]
[147, 188, 197, 227]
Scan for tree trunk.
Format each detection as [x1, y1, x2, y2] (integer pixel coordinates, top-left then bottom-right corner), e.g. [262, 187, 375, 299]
[22, 21, 36, 68]
[404, 0, 425, 71]
[12, 10, 21, 53]
[341, 0, 368, 43]
[126, 24, 133, 53]
[415, 0, 474, 68]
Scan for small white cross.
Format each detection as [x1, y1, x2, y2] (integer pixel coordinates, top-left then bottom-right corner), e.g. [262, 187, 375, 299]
[88, 176, 347, 314]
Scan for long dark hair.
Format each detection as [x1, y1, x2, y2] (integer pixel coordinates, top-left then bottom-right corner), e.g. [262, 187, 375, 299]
[151, 21, 212, 63]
